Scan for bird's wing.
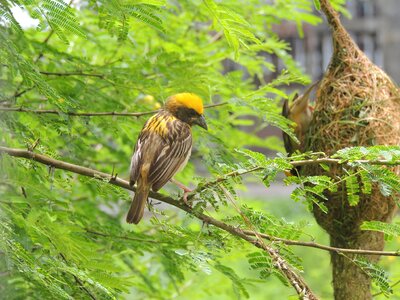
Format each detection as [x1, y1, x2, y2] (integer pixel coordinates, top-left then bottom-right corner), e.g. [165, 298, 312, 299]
[149, 121, 192, 192]
[130, 114, 164, 186]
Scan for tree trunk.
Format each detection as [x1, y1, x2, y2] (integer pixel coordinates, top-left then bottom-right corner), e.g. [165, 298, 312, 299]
[310, 187, 397, 300]
[330, 231, 384, 300]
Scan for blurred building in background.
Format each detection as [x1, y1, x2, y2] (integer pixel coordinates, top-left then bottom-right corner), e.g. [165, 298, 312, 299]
[245, 0, 400, 155]
[272, 0, 400, 83]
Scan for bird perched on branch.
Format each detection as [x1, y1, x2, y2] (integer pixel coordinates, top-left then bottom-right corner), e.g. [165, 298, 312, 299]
[282, 81, 319, 175]
[127, 93, 208, 224]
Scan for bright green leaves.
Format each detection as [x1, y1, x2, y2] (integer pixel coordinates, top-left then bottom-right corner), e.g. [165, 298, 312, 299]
[313, 0, 321, 10]
[333, 146, 400, 201]
[333, 146, 400, 163]
[344, 169, 360, 206]
[236, 146, 400, 212]
[0, 222, 74, 300]
[288, 175, 336, 213]
[33, 0, 86, 43]
[361, 221, 400, 240]
[0, 2, 23, 34]
[214, 264, 250, 299]
[203, 0, 260, 58]
[354, 259, 393, 297]
[93, 0, 166, 40]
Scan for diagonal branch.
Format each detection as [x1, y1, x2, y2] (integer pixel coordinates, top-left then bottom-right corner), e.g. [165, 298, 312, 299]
[0, 146, 318, 299]
[0, 102, 227, 117]
[2, 147, 400, 296]
[1, 146, 399, 257]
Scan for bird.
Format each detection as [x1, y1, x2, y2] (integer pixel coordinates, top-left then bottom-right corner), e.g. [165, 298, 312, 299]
[282, 81, 319, 175]
[127, 93, 208, 224]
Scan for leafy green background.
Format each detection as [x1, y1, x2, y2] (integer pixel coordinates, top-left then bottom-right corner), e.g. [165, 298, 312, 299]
[1, 0, 399, 299]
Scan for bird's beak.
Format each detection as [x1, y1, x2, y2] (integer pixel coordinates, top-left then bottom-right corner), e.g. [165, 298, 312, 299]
[194, 115, 208, 130]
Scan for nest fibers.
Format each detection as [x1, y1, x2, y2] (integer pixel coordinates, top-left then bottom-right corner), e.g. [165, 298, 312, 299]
[304, 1, 400, 243]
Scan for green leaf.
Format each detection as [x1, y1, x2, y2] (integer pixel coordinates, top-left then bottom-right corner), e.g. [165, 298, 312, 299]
[361, 221, 400, 238]
[354, 259, 392, 297]
[313, 0, 321, 10]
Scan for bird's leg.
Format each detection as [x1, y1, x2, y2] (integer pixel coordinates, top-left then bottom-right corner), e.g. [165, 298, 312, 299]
[170, 178, 193, 206]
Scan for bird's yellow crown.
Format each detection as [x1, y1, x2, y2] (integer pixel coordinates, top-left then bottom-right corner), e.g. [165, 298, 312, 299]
[166, 93, 204, 115]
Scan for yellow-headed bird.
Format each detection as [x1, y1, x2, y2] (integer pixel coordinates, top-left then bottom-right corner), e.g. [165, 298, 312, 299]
[127, 93, 208, 224]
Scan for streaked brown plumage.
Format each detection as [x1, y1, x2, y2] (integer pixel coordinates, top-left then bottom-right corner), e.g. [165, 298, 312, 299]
[282, 82, 319, 175]
[127, 93, 207, 224]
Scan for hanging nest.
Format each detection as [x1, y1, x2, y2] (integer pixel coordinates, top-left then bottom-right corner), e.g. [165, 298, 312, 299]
[303, 0, 400, 247]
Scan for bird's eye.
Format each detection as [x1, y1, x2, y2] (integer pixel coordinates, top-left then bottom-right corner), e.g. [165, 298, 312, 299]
[189, 109, 198, 117]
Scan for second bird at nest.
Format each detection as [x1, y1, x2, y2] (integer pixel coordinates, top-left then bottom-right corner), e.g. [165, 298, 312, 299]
[282, 81, 319, 176]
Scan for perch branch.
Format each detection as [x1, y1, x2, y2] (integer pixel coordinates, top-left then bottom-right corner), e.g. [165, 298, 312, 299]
[0, 102, 227, 117]
[0, 146, 318, 299]
[2, 148, 400, 295]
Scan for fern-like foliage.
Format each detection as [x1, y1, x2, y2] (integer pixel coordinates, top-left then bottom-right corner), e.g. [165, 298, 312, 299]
[0, 1, 23, 33]
[286, 175, 337, 213]
[247, 251, 289, 286]
[32, 0, 86, 43]
[354, 259, 393, 297]
[91, 0, 165, 40]
[344, 169, 360, 206]
[214, 263, 250, 299]
[203, 0, 260, 58]
[361, 220, 400, 239]
[332, 146, 400, 163]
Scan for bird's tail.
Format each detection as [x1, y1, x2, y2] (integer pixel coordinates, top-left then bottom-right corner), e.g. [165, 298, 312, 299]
[126, 178, 150, 224]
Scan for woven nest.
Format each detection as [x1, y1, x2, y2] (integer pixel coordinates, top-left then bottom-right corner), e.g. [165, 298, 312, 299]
[303, 0, 400, 244]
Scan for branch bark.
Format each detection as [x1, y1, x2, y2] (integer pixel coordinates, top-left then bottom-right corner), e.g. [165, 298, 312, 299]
[0, 146, 318, 299]
[0, 102, 227, 117]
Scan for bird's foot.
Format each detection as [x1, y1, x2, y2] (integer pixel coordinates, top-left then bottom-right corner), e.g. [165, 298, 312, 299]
[170, 178, 193, 207]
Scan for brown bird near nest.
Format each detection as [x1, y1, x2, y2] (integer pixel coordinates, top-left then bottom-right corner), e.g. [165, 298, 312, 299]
[127, 93, 208, 224]
[282, 81, 319, 175]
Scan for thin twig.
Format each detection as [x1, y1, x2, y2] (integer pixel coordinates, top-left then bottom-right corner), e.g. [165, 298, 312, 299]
[192, 156, 400, 197]
[0, 146, 318, 299]
[39, 71, 105, 78]
[0, 102, 227, 117]
[47, 231, 97, 300]
[242, 231, 400, 256]
[291, 157, 400, 167]
[85, 229, 181, 245]
[59, 253, 97, 300]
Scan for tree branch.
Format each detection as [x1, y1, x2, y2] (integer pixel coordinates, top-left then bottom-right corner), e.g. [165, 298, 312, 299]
[3, 147, 400, 296]
[0, 102, 227, 117]
[84, 229, 183, 245]
[242, 230, 400, 256]
[0, 146, 318, 300]
[191, 157, 400, 197]
[39, 71, 105, 78]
